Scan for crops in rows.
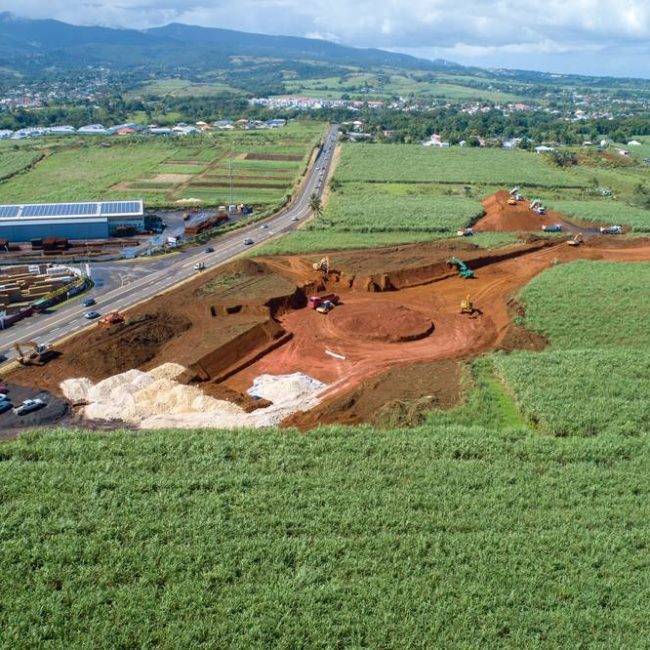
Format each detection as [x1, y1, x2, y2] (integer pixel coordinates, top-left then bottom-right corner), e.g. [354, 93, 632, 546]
[0, 148, 42, 181]
[0, 122, 325, 209]
[336, 144, 590, 187]
[495, 261, 650, 436]
[1, 425, 647, 646]
[313, 183, 483, 233]
[548, 200, 650, 232]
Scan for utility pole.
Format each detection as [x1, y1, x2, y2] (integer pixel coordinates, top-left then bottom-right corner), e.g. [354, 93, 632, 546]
[229, 158, 233, 205]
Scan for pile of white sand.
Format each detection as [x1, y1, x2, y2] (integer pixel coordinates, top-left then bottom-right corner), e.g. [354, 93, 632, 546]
[61, 366, 327, 429]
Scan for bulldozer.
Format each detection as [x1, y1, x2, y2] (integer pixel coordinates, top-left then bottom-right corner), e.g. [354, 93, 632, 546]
[13, 341, 55, 366]
[447, 257, 475, 279]
[312, 256, 330, 275]
[460, 294, 481, 318]
[567, 233, 583, 246]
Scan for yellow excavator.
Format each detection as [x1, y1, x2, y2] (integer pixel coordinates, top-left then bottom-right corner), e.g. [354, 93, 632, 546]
[460, 294, 481, 318]
[312, 256, 330, 275]
[567, 233, 583, 246]
[13, 341, 55, 366]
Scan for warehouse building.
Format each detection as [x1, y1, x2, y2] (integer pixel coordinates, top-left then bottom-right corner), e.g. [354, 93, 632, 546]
[0, 200, 145, 241]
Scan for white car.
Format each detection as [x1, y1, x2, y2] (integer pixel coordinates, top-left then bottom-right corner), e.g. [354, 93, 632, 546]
[13, 398, 45, 416]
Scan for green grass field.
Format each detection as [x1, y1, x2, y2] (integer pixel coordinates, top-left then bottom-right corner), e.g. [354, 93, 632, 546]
[130, 78, 244, 98]
[495, 261, 650, 436]
[0, 148, 43, 181]
[284, 72, 524, 103]
[548, 200, 650, 232]
[0, 122, 324, 209]
[336, 145, 591, 187]
[1, 426, 647, 646]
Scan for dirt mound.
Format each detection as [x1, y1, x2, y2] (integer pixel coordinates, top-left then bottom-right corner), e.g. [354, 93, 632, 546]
[474, 190, 568, 232]
[283, 360, 460, 430]
[328, 303, 434, 343]
[66, 313, 192, 378]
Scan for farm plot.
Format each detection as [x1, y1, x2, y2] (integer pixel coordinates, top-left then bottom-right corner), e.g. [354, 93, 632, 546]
[495, 261, 650, 436]
[548, 200, 650, 232]
[0, 122, 325, 209]
[336, 144, 591, 187]
[1, 426, 648, 646]
[311, 183, 483, 233]
[0, 147, 43, 181]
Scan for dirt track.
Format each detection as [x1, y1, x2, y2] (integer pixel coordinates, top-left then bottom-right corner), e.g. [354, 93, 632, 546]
[474, 190, 593, 233]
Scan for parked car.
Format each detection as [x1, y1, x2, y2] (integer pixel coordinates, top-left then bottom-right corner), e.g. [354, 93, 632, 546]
[243, 238, 254, 246]
[204, 246, 214, 253]
[82, 297, 96, 307]
[13, 398, 45, 416]
[84, 310, 100, 320]
[0, 400, 13, 414]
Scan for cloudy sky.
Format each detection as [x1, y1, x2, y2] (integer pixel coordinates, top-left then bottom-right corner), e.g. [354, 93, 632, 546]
[4, 0, 650, 77]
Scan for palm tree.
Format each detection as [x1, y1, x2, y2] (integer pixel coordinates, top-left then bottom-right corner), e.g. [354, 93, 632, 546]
[309, 193, 323, 217]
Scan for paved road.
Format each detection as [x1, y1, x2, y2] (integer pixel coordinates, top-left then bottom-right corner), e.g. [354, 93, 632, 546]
[0, 125, 338, 364]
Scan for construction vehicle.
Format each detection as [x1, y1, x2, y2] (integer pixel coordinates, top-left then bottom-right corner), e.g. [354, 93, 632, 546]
[309, 294, 339, 310]
[99, 311, 125, 328]
[312, 257, 331, 275]
[316, 300, 336, 314]
[447, 257, 475, 279]
[600, 225, 623, 235]
[567, 233, 583, 246]
[194, 262, 206, 271]
[13, 341, 55, 366]
[456, 227, 474, 237]
[460, 294, 481, 317]
[507, 198, 517, 206]
[542, 224, 562, 232]
[509, 186, 520, 196]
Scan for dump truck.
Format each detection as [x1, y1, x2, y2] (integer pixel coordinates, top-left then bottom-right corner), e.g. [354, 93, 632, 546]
[542, 224, 562, 232]
[13, 341, 55, 366]
[194, 262, 206, 271]
[308, 293, 339, 310]
[600, 225, 623, 235]
[316, 300, 336, 314]
[456, 227, 474, 237]
[447, 257, 475, 279]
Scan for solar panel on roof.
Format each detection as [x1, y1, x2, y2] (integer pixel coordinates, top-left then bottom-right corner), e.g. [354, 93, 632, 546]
[21, 203, 99, 217]
[100, 201, 141, 215]
[0, 205, 19, 218]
